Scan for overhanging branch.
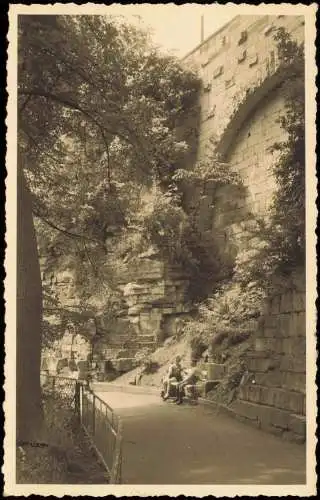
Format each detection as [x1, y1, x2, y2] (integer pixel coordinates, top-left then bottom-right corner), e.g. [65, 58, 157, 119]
[33, 210, 101, 245]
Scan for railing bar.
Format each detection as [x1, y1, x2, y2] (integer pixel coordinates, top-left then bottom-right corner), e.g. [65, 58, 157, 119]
[81, 423, 111, 478]
[40, 371, 123, 483]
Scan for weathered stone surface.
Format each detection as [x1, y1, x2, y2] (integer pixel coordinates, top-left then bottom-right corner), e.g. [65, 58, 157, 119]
[280, 291, 293, 313]
[287, 414, 306, 437]
[254, 337, 282, 353]
[122, 282, 145, 297]
[289, 312, 306, 337]
[239, 384, 305, 415]
[263, 315, 277, 329]
[246, 354, 280, 373]
[260, 422, 285, 438]
[230, 399, 305, 441]
[282, 430, 305, 444]
[280, 356, 306, 374]
[230, 400, 260, 422]
[204, 363, 227, 380]
[254, 371, 305, 394]
[128, 304, 148, 316]
[139, 310, 162, 335]
[278, 314, 291, 337]
[281, 372, 305, 393]
[270, 296, 280, 315]
[281, 337, 306, 357]
[292, 291, 305, 312]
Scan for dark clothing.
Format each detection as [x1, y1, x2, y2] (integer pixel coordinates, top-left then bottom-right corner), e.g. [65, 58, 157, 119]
[168, 364, 183, 381]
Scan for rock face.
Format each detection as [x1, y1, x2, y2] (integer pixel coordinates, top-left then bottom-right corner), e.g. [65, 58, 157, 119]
[115, 255, 191, 350]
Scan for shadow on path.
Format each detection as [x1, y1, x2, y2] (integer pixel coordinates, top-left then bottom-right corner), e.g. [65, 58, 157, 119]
[95, 390, 306, 485]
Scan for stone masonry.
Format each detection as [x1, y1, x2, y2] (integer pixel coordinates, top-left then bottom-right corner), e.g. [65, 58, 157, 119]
[183, 15, 304, 260]
[230, 270, 306, 443]
[183, 16, 306, 441]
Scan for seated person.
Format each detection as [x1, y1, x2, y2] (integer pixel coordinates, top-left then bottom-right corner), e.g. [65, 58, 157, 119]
[161, 356, 184, 400]
[175, 358, 200, 405]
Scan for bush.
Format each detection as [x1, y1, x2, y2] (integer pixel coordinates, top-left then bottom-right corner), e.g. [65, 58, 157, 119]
[190, 336, 208, 362]
[225, 330, 251, 347]
[143, 359, 160, 374]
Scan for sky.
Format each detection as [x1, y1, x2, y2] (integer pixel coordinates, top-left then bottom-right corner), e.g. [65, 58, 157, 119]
[104, 4, 235, 58]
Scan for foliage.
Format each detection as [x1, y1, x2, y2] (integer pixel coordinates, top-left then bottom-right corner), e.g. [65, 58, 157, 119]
[17, 397, 107, 484]
[19, 14, 201, 238]
[184, 281, 263, 342]
[190, 336, 207, 362]
[19, 15, 202, 340]
[172, 144, 242, 189]
[142, 359, 160, 374]
[137, 147, 242, 300]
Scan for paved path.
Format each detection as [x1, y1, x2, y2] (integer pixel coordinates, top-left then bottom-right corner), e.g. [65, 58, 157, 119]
[95, 390, 306, 485]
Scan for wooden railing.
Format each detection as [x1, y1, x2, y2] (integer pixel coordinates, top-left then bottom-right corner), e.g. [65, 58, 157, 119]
[41, 371, 123, 483]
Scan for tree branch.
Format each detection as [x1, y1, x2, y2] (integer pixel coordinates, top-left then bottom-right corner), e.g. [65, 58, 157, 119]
[19, 123, 65, 165]
[18, 94, 33, 113]
[19, 88, 149, 169]
[33, 210, 101, 245]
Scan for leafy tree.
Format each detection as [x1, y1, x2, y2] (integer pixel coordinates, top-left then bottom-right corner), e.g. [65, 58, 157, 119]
[17, 14, 201, 440]
[19, 13, 201, 282]
[19, 13, 201, 307]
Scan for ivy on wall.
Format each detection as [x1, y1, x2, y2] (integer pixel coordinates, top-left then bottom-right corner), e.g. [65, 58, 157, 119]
[234, 27, 305, 290]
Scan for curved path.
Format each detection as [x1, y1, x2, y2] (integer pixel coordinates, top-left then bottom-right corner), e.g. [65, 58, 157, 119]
[95, 388, 306, 485]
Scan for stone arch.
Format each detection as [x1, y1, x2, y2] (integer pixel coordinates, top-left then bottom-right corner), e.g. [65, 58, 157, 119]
[216, 69, 286, 160]
[207, 70, 290, 267]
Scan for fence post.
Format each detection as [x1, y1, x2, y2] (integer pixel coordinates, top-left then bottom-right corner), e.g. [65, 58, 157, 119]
[80, 384, 83, 424]
[110, 417, 123, 484]
[92, 394, 96, 436]
[75, 381, 80, 421]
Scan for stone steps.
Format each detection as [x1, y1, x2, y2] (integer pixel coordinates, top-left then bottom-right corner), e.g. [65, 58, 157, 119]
[230, 398, 306, 443]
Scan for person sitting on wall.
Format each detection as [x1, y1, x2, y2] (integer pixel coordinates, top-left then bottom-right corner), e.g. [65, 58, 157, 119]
[175, 358, 200, 405]
[161, 356, 183, 400]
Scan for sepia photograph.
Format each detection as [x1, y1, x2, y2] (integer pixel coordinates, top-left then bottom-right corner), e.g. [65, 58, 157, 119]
[4, 3, 317, 496]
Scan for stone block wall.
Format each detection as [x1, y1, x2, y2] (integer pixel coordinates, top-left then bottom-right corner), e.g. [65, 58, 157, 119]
[231, 270, 306, 442]
[183, 15, 304, 262]
[184, 15, 304, 153]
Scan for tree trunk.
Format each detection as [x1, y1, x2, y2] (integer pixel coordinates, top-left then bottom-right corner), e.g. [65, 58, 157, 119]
[16, 165, 43, 443]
